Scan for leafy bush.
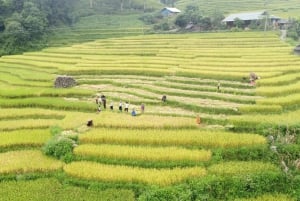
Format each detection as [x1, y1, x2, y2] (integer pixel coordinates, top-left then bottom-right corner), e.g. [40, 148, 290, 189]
[138, 172, 298, 201]
[43, 135, 76, 162]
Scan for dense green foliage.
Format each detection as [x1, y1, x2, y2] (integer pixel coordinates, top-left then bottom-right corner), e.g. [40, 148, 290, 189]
[0, 0, 78, 55]
[43, 127, 77, 162]
[0, 178, 135, 201]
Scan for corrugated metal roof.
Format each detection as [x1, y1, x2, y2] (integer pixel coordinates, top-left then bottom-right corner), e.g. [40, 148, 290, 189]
[223, 11, 267, 22]
[163, 7, 181, 13]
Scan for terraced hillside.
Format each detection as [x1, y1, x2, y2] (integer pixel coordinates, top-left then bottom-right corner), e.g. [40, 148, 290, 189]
[175, 0, 300, 18]
[0, 32, 299, 200]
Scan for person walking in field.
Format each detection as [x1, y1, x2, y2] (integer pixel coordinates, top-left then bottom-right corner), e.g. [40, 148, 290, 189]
[196, 115, 201, 124]
[110, 102, 114, 110]
[141, 103, 145, 113]
[96, 95, 102, 105]
[125, 102, 129, 112]
[101, 94, 106, 109]
[217, 81, 221, 92]
[119, 101, 123, 112]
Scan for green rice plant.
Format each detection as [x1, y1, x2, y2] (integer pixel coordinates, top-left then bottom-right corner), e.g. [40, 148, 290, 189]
[0, 72, 52, 87]
[165, 76, 253, 89]
[0, 129, 51, 148]
[131, 83, 256, 104]
[0, 86, 94, 98]
[0, 66, 53, 82]
[257, 94, 300, 109]
[0, 62, 56, 74]
[0, 57, 60, 69]
[0, 178, 135, 201]
[234, 194, 295, 201]
[154, 81, 255, 96]
[208, 161, 280, 175]
[10, 55, 81, 64]
[74, 144, 211, 162]
[256, 81, 300, 97]
[64, 161, 206, 186]
[62, 67, 170, 77]
[175, 69, 281, 80]
[238, 104, 283, 114]
[0, 119, 61, 131]
[229, 109, 300, 132]
[0, 108, 65, 120]
[0, 97, 95, 112]
[257, 73, 300, 86]
[79, 128, 266, 148]
[0, 150, 63, 174]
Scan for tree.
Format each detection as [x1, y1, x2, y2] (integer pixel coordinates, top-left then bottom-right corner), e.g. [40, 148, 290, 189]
[9, 0, 24, 12]
[175, 14, 189, 28]
[21, 2, 47, 39]
[0, 0, 8, 15]
[5, 20, 29, 47]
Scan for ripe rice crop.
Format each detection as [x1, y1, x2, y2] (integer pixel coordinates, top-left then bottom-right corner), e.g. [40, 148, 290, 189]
[79, 128, 266, 148]
[92, 112, 195, 129]
[64, 161, 206, 186]
[208, 161, 280, 175]
[0, 129, 51, 148]
[0, 150, 63, 174]
[74, 144, 211, 162]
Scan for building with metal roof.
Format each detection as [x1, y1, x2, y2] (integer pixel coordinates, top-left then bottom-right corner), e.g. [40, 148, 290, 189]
[161, 7, 181, 17]
[222, 11, 281, 27]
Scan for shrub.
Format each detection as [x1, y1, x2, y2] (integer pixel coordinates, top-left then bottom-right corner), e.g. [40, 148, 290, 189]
[138, 172, 293, 201]
[43, 135, 76, 162]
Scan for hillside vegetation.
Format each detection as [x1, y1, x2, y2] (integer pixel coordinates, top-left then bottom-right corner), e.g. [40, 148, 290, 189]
[0, 31, 299, 200]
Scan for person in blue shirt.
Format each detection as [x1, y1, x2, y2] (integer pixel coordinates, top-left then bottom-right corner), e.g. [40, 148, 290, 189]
[131, 108, 136, 116]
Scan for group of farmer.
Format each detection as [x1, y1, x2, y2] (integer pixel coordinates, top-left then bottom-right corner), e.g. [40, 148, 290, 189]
[96, 94, 145, 116]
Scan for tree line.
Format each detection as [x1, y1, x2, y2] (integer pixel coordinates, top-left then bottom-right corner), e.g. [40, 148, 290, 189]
[0, 0, 78, 55]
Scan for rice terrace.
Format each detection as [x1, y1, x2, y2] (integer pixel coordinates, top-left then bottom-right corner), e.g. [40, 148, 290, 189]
[0, 0, 300, 201]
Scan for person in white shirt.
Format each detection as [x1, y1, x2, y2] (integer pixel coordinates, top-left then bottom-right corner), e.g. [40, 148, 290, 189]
[125, 102, 129, 112]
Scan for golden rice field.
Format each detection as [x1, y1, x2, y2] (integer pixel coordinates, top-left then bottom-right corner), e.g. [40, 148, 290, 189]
[74, 144, 212, 162]
[0, 31, 299, 200]
[79, 128, 267, 148]
[63, 161, 207, 186]
[0, 150, 64, 174]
